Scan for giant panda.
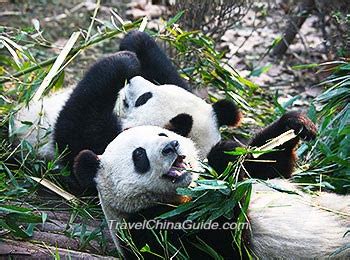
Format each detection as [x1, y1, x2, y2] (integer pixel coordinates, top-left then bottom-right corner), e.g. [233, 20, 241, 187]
[73, 125, 350, 259]
[14, 31, 240, 194]
[15, 31, 315, 193]
[13, 30, 349, 257]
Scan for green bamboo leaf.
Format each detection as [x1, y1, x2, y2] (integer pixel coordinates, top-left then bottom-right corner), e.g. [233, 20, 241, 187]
[291, 63, 319, 70]
[166, 11, 185, 27]
[0, 205, 32, 214]
[249, 64, 272, 77]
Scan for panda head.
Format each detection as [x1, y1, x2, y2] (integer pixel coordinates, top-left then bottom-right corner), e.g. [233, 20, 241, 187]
[74, 126, 201, 213]
[117, 76, 241, 159]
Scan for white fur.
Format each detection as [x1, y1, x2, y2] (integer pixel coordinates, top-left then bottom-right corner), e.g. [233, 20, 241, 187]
[118, 76, 221, 159]
[249, 179, 350, 258]
[95, 126, 201, 257]
[13, 89, 72, 158]
[96, 126, 200, 214]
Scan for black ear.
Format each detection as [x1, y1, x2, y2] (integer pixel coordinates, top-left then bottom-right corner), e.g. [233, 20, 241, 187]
[165, 113, 193, 137]
[212, 100, 241, 127]
[73, 150, 100, 190]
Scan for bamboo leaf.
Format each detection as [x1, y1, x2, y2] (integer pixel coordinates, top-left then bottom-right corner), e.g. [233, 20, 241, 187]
[32, 31, 80, 102]
[30, 176, 78, 203]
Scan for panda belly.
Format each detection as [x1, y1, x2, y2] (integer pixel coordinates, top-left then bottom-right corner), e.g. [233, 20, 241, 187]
[248, 179, 350, 258]
[14, 89, 72, 159]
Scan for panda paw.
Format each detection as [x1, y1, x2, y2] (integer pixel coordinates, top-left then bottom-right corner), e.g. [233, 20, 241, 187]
[120, 30, 155, 55]
[281, 111, 317, 141]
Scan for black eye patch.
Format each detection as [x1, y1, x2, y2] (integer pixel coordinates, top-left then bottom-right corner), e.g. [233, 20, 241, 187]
[135, 92, 153, 107]
[132, 147, 150, 174]
[158, 133, 168, 137]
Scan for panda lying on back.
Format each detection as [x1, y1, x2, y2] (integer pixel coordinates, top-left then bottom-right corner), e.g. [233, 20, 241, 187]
[15, 31, 241, 194]
[14, 31, 349, 257]
[16, 31, 317, 195]
[74, 125, 350, 259]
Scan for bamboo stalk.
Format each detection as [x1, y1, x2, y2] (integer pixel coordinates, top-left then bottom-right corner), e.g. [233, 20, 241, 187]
[252, 129, 297, 159]
[0, 29, 128, 84]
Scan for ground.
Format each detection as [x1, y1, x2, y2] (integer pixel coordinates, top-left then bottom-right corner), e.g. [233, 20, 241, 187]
[1, 0, 328, 104]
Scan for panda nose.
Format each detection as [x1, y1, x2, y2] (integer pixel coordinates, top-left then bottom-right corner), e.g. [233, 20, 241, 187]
[162, 140, 179, 156]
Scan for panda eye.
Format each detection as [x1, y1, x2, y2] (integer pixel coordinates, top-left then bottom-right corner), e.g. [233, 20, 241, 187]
[158, 133, 168, 137]
[133, 148, 144, 158]
[135, 92, 152, 107]
[132, 147, 150, 174]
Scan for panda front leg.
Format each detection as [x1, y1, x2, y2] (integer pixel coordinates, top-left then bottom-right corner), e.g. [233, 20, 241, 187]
[54, 51, 141, 193]
[119, 30, 190, 91]
[208, 112, 317, 180]
[246, 111, 317, 179]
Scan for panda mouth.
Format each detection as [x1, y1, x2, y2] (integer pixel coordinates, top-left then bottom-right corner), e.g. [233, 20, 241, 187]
[163, 155, 190, 183]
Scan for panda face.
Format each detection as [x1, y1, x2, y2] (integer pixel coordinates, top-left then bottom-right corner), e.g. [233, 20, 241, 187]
[117, 76, 221, 159]
[118, 76, 155, 114]
[95, 126, 201, 213]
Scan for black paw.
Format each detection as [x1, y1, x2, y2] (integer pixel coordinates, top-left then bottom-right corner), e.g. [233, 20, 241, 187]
[97, 51, 141, 81]
[280, 111, 317, 141]
[120, 30, 155, 56]
[111, 51, 141, 80]
[207, 140, 242, 174]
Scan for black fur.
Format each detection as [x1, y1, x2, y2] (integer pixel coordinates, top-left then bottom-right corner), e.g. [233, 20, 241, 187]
[212, 99, 241, 127]
[120, 30, 190, 91]
[207, 139, 243, 176]
[208, 112, 317, 179]
[135, 91, 153, 107]
[166, 113, 193, 137]
[132, 147, 150, 174]
[246, 111, 316, 179]
[54, 51, 141, 193]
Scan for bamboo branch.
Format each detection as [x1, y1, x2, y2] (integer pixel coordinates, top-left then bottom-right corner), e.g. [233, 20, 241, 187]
[252, 129, 297, 159]
[0, 24, 138, 84]
[30, 177, 78, 203]
[32, 32, 80, 102]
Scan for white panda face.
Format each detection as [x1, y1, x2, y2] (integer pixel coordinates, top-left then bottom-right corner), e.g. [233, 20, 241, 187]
[95, 126, 201, 213]
[117, 76, 221, 159]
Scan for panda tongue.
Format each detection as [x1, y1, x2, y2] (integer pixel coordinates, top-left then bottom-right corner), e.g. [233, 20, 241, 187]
[167, 156, 187, 178]
[167, 168, 183, 178]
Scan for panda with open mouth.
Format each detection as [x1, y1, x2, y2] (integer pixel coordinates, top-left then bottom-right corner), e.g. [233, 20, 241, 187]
[13, 31, 241, 194]
[12, 31, 350, 257]
[74, 125, 350, 259]
[16, 31, 320, 194]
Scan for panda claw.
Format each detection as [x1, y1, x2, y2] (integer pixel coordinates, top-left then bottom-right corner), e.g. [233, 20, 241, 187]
[281, 112, 317, 141]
